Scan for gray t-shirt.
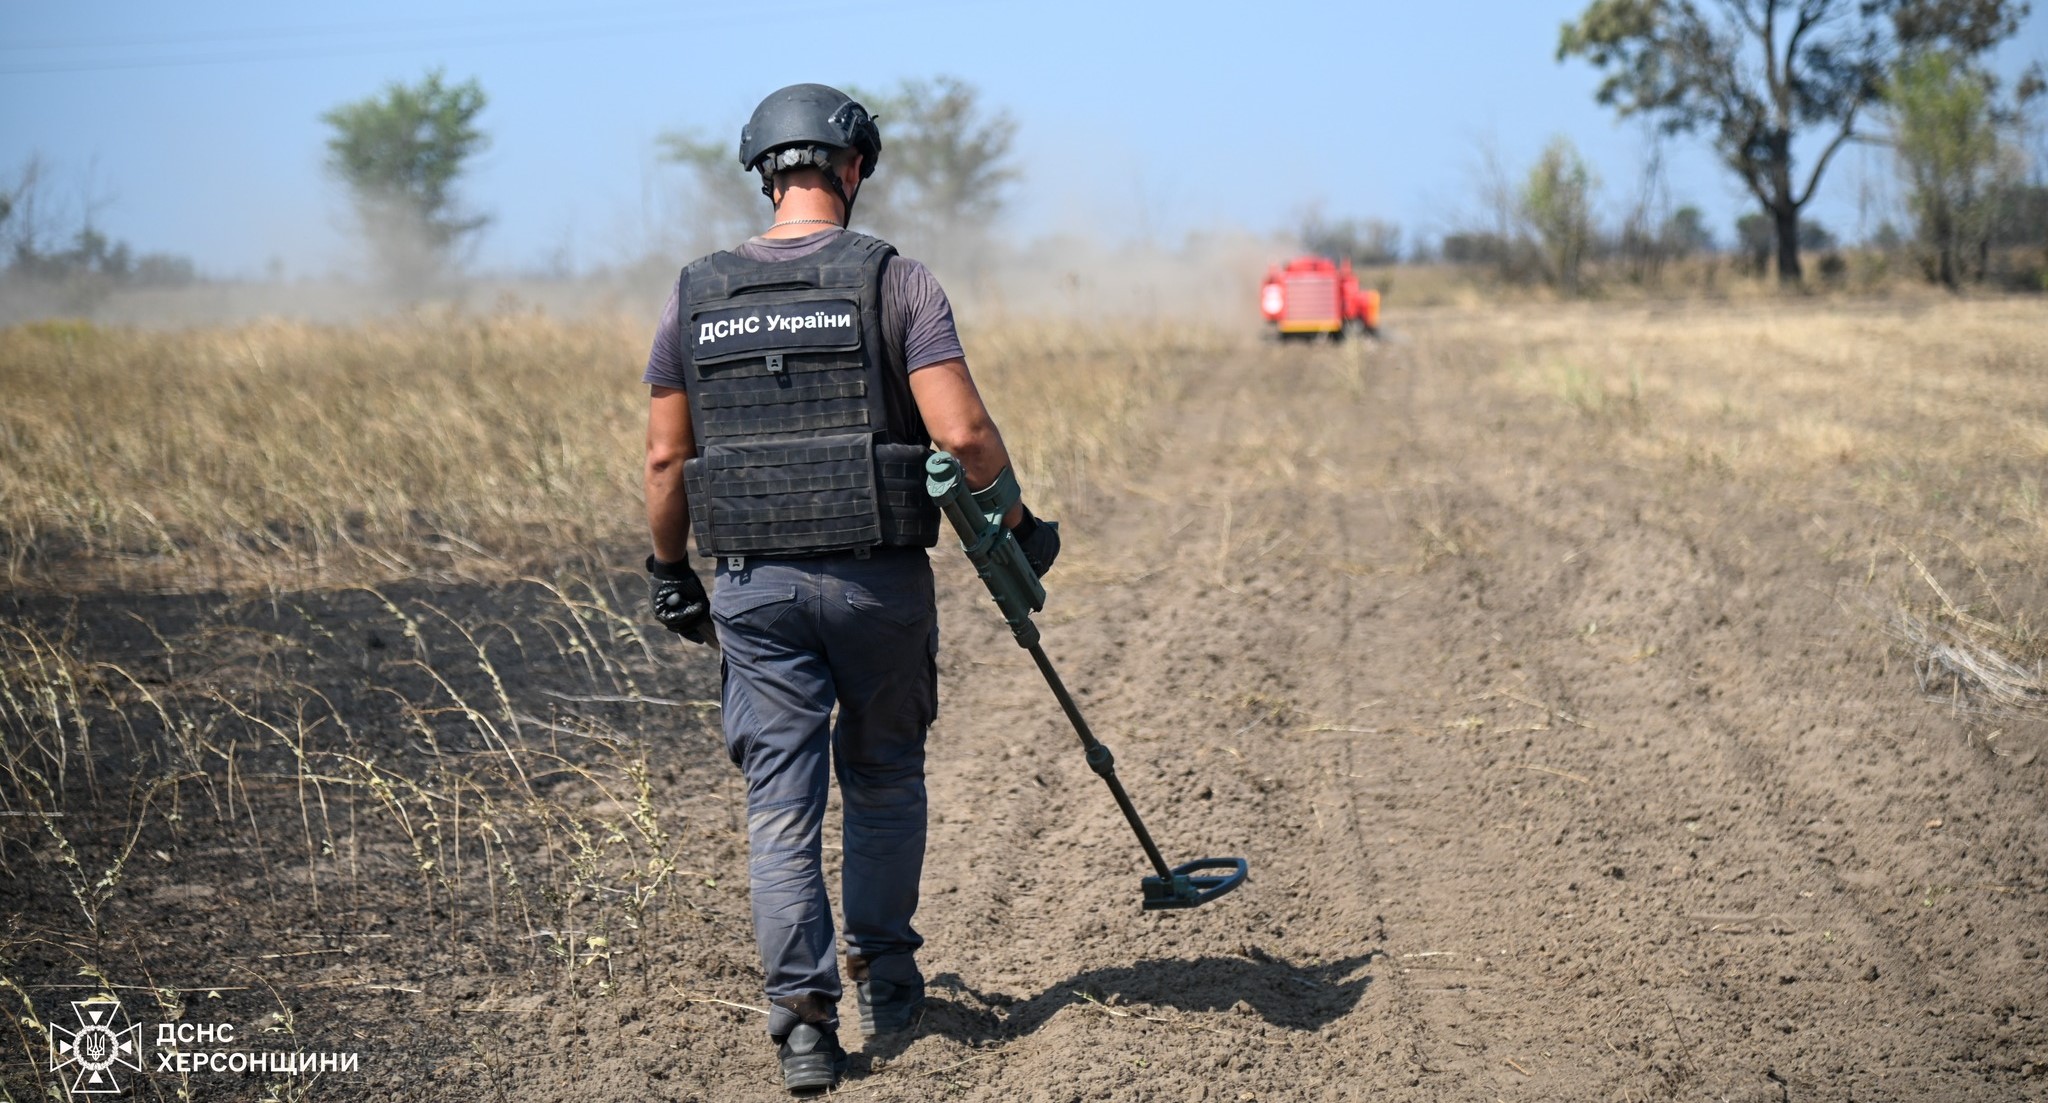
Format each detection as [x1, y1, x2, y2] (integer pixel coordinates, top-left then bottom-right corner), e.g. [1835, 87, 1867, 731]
[642, 229, 964, 389]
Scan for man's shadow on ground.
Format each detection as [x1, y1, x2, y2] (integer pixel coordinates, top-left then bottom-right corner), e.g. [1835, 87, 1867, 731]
[853, 950, 1379, 1070]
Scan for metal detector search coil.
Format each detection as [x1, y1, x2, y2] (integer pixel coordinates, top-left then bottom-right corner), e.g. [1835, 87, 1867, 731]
[927, 452, 1249, 912]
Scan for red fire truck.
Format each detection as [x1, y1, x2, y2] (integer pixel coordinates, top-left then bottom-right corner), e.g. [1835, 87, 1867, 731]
[1258, 256, 1380, 340]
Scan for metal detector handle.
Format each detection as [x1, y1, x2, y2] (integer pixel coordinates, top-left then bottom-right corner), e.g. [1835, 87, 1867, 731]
[927, 452, 1045, 647]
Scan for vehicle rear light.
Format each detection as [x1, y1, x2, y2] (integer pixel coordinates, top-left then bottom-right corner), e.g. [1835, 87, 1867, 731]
[1260, 283, 1284, 319]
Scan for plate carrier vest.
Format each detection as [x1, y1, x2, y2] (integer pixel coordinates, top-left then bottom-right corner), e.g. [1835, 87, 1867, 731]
[679, 231, 941, 560]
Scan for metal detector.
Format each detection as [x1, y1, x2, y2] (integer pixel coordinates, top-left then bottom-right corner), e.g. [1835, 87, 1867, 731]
[927, 453, 1248, 911]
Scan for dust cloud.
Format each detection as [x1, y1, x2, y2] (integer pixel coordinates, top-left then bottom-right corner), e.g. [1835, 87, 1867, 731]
[3, 219, 1298, 332]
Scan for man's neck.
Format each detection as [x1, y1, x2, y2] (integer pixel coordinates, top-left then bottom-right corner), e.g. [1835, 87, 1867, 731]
[761, 184, 848, 239]
[760, 218, 842, 240]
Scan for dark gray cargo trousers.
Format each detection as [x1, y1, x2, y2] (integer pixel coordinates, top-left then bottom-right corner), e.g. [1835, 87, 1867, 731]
[711, 549, 937, 1038]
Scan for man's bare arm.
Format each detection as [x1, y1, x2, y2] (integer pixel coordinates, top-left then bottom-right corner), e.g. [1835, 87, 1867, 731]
[645, 385, 696, 562]
[907, 357, 1026, 527]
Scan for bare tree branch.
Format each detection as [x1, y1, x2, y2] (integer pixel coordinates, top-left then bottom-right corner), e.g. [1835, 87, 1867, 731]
[1796, 111, 1862, 206]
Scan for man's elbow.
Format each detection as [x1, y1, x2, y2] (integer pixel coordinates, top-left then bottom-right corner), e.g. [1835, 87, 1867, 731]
[645, 442, 691, 479]
[932, 417, 999, 460]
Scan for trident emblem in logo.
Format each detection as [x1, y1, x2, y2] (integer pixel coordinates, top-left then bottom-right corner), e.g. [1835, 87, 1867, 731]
[51, 998, 143, 1094]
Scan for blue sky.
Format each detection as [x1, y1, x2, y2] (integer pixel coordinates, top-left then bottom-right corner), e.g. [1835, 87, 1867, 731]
[3, 1, 2042, 278]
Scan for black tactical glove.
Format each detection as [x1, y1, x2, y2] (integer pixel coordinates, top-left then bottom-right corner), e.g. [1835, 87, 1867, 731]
[1010, 507, 1060, 578]
[646, 555, 715, 646]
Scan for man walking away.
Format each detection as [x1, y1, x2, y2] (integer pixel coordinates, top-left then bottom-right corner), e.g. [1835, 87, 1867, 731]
[639, 83, 1060, 1093]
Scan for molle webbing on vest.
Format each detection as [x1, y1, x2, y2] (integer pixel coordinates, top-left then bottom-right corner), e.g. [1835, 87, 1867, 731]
[685, 438, 885, 552]
[874, 442, 939, 545]
[679, 231, 941, 559]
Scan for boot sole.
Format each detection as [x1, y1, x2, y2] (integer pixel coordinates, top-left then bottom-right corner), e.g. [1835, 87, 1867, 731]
[781, 1053, 845, 1092]
[858, 998, 924, 1038]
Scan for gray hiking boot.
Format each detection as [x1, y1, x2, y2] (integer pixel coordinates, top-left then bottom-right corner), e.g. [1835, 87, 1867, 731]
[775, 1023, 847, 1093]
[854, 975, 925, 1038]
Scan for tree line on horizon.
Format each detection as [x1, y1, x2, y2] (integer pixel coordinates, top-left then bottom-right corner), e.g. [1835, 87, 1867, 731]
[0, 154, 199, 315]
[3, 0, 2041, 308]
[1554, 0, 2042, 289]
[1312, 0, 2043, 292]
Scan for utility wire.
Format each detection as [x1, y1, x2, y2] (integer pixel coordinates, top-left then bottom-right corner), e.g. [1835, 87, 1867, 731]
[0, 3, 675, 53]
[0, 0, 963, 77]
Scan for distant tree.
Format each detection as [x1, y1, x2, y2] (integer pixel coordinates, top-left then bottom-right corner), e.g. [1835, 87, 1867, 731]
[1661, 204, 1715, 255]
[0, 154, 198, 316]
[1736, 212, 1776, 275]
[1559, 0, 2032, 284]
[853, 77, 1017, 232]
[1440, 231, 1514, 266]
[663, 77, 1017, 278]
[1884, 50, 2033, 286]
[8, 225, 195, 288]
[1299, 210, 1404, 265]
[1798, 219, 1839, 251]
[850, 76, 1018, 275]
[131, 252, 197, 287]
[1521, 136, 1599, 292]
[1615, 142, 1670, 283]
[656, 127, 766, 253]
[1465, 137, 1531, 281]
[321, 69, 490, 293]
[62, 227, 127, 281]
[1, 154, 52, 264]
[1614, 141, 1700, 283]
[1988, 182, 2048, 247]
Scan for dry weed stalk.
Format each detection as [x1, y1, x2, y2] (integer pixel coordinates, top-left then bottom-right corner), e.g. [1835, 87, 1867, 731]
[2, 566, 706, 1047]
[1890, 551, 2048, 714]
[1894, 606, 2048, 713]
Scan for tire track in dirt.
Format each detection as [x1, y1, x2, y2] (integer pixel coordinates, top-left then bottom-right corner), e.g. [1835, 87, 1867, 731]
[1312, 317, 2048, 1101]
[859, 338, 1456, 1099]
[1490, 370, 2046, 1098]
[864, 317, 2046, 1103]
[1404, 457, 1899, 1100]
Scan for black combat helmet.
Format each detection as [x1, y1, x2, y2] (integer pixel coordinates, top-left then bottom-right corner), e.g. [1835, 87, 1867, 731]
[738, 83, 881, 205]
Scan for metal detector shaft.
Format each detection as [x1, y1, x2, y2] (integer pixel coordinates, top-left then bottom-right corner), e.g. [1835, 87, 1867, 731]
[927, 451, 1248, 910]
[1022, 641, 1175, 881]
[926, 451, 1175, 877]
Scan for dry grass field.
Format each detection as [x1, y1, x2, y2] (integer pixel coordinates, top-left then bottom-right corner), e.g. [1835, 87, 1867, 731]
[3, 297, 2045, 1101]
[0, 314, 1200, 590]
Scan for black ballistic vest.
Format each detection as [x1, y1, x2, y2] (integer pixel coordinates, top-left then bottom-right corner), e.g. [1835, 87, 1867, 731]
[679, 231, 941, 559]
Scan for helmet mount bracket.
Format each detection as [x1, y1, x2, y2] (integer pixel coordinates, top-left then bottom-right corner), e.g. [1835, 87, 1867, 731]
[759, 147, 860, 225]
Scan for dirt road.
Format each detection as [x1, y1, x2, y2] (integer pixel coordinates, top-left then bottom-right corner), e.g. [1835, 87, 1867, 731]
[883, 313, 2048, 1102]
[6, 305, 2044, 1101]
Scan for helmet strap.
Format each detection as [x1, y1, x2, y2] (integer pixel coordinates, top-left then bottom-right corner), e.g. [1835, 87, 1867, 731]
[833, 174, 859, 226]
